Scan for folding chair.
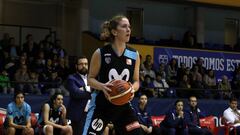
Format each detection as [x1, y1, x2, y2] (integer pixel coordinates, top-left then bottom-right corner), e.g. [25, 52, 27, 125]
[151, 115, 165, 128]
[219, 116, 237, 135]
[200, 116, 219, 135]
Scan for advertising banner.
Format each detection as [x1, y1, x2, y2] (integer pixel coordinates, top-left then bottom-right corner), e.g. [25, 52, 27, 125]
[154, 47, 240, 80]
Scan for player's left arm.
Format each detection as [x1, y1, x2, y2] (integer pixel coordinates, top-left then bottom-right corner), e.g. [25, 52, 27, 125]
[132, 51, 140, 92]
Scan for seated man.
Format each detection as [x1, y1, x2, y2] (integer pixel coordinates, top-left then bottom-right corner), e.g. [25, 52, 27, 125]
[185, 96, 212, 135]
[223, 97, 240, 135]
[4, 90, 34, 135]
[38, 92, 72, 135]
[160, 99, 188, 135]
[134, 94, 153, 135]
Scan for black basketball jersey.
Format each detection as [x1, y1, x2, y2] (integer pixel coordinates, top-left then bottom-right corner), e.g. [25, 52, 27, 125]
[95, 44, 137, 107]
[98, 44, 137, 83]
[39, 103, 63, 125]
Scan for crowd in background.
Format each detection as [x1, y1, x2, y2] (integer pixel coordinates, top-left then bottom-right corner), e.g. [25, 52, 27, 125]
[0, 32, 240, 100]
[0, 33, 70, 96]
[137, 54, 240, 99]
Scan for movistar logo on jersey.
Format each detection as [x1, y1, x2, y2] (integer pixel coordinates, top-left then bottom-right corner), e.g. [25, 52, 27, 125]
[49, 117, 60, 124]
[13, 115, 24, 124]
[108, 68, 130, 81]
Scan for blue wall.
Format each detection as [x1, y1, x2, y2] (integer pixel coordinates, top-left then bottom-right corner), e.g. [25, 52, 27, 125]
[89, 0, 240, 44]
[0, 95, 229, 117]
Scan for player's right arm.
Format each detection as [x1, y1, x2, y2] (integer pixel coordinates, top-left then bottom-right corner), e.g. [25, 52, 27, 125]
[88, 49, 112, 98]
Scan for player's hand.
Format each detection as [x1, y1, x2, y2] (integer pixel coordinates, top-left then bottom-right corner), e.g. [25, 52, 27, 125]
[129, 83, 135, 101]
[100, 81, 113, 100]
[178, 111, 184, 118]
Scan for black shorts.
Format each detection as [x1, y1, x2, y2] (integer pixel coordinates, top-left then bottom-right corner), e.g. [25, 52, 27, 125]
[83, 101, 139, 135]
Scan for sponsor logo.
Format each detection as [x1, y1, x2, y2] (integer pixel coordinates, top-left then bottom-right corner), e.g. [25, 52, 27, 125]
[158, 55, 168, 64]
[104, 53, 111, 56]
[105, 57, 111, 64]
[89, 132, 96, 135]
[126, 59, 132, 65]
[91, 118, 103, 131]
[109, 69, 129, 81]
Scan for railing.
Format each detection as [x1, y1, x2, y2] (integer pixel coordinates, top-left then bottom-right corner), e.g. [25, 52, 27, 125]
[0, 80, 237, 99]
[137, 86, 237, 99]
[0, 24, 54, 46]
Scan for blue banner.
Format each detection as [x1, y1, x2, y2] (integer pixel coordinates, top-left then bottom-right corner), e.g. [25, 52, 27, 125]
[154, 47, 240, 80]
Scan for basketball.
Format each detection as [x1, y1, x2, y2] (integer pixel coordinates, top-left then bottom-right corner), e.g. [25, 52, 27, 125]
[107, 80, 133, 105]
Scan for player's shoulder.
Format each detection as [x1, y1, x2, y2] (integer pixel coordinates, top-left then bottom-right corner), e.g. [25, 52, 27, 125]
[124, 45, 138, 60]
[126, 45, 137, 52]
[100, 44, 111, 52]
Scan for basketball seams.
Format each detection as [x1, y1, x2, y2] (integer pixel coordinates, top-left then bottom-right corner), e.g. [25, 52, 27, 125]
[108, 87, 132, 100]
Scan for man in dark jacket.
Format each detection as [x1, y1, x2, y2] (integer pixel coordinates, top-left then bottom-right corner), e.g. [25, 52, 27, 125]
[185, 96, 212, 135]
[66, 56, 91, 135]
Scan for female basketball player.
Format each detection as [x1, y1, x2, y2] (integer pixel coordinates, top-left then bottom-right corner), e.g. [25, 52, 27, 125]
[38, 93, 72, 135]
[4, 90, 34, 135]
[83, 15, 141, 135]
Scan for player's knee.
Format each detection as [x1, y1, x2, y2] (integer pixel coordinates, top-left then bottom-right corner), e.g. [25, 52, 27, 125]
[67, 125, 73, 132]
[127, 127, 141, 135]
[44, 125, 53, 134]
[22, 128, 34, 135]
[7, 127, 16, 134]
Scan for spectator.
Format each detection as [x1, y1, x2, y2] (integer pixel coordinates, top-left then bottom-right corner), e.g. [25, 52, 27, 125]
[191, 69, 204, 98]
[194, 58, 206, 76]
[185, 96, 212, 135]
[14, 64, 30, 92]
[223, 97, 240, 135]
[0, 69, 14, 94]
[156, 63, 166, 79]
[153, 73, 169, 97]
[143, 55, 153, 70]
[177, 63, 187, 82]
[166, 58, 178, 87]
[45, 70, 69, 96]
[178, 74, 191, 98]
[134, 94, 153, 135]
[143, 61, 156, 79]
[52, 39, 67, 58]
[56, 57, 69, 81]
[203, 69, 217, 89]
[160, 99, 188, 135]
[38, 92, 73, 135]
[27, 71, 41, 95]
[66, 56, 91, 135]
[4, 90, 34, 135]
[218, 75, 232, 99]
[22, 34, 38, 61]
[5, 37, 21, 60]
[141, 75, 155, 97]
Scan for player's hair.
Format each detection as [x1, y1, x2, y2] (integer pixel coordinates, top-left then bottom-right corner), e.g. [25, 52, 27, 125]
[13, 90, 25, 101]
[174, 99, 184, 106]
[49, 92, 64, 106]
[100, 14, 127, 42]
